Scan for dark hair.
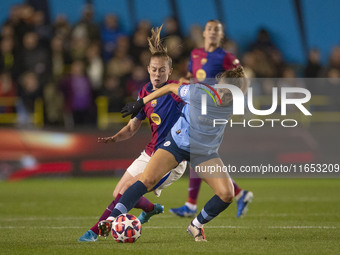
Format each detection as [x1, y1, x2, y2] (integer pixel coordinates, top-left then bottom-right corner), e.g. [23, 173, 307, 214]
[147, 25, 172, 68]
[205, 19, 223, 28]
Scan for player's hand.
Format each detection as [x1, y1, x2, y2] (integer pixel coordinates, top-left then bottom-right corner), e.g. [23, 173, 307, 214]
[121, 98, 145, 118]
[98, 136, 115, 143]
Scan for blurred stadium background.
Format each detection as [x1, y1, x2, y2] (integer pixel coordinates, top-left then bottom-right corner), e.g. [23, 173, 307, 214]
[0, 0, 339, 180]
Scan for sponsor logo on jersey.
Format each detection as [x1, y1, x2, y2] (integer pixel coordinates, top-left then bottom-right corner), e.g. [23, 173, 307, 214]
[150, 113, 161, 125]
[163, 141, 171, 146]
[176, 129, 181, 134]
[196, 69, 206, 82]
[151, 99, 157, 107]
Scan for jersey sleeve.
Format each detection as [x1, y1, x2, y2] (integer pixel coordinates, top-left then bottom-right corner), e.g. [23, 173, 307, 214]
[135, 90, 146, 120]
[178, 84, 190, 103]
[222, 52, 240, 71]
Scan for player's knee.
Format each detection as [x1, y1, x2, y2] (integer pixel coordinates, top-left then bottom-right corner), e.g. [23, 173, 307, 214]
[140, 177, 157, 191]
[216, 189, 234, 203]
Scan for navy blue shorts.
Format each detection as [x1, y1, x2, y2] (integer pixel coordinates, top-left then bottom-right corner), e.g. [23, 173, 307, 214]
[159, 133, 220, 169]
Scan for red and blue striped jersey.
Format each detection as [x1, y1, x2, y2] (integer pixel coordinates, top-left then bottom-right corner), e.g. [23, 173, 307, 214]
[136, 81, 184, 156]
[188, 47, 240, 81]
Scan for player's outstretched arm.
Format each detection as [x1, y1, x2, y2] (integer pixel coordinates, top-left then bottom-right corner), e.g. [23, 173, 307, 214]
[97, 117, 142, 143]
[121, 83, 182, 118]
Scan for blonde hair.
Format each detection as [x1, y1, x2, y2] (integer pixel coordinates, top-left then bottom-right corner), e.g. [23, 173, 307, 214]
[147, 25, 172, 68]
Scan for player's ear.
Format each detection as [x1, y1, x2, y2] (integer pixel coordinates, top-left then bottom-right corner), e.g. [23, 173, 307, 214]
[168, 67, 173, 76]
[147, 65, 151, 74]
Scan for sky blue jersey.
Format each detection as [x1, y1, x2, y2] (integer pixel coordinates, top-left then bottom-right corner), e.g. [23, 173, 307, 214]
[171, 84, 235, 156]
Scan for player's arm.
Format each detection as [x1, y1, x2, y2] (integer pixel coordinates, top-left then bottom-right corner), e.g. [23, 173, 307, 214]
[98, 117, 142, 143]
[121, 83, 182, 118]
[143, 83, 181, 103]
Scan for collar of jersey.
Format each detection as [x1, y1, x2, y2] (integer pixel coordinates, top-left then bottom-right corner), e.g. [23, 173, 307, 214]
[146, 81, 168, 93]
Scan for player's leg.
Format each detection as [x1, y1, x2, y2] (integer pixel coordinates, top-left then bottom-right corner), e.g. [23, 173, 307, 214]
[233, 180, 253, 217]
[170, 168, 201, 217]
[107, 149, 178, 220]
[78, 170, 140, 242]
[187, 157, 234, 242]
[79, 151, 161, 241]
[138, 160, 188, 223]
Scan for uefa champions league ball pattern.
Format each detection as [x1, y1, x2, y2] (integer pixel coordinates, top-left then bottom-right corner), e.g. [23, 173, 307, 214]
[111, 214, 142, 243]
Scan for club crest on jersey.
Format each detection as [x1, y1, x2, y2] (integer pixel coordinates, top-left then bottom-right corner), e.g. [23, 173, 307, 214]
[151, 99, 157, 107]
[180, 86, 189, 98]
[150, 113, 161, 125]
[196, 69, 206, 82]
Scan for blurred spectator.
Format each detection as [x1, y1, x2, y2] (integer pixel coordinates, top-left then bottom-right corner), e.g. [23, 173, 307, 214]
[0, 72, 17, 113]
[17, 72, 42, 126]
[165, 35, 184, 65]
[59, 60, 94, 127]
[163, 17, 182, 38]
[130, 27, 149, 63]
[304, 49, 322, 77]
[269, 49, 286, 77]
[5, 4, 34, 47]
[106, 36, 133, 78]
[0, 37, 16, 75]
[1, 23, 15, 39]
[52, 15, 71, 39]
[328, 46, 340, 71]
[14, 31, 50, 84]
[101, 14, 122, 62]
[43, 81, 64, 125]
[32, 10, 52, 49]
[72, 4, 100, 43]
[250, 28, 277, 53]
[50, 35, 72, 81]
[223, 39, 238, 56]
[185, 25, 204, 50]
[126, 65, 148, 98]
[99, 75, 125, 112]
[86, 43, 104, 95]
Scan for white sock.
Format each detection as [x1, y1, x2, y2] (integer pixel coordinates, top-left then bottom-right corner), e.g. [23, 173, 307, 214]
[192, 217, 204, 228]
[107, 216, 115, 221]
[185, 202, 197, 211]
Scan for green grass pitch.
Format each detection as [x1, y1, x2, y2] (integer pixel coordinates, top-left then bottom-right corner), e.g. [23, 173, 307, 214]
[0, 177, 339, 255]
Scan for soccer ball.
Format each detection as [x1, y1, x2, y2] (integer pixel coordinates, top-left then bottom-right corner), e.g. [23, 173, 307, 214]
[111, 214, 142, 243]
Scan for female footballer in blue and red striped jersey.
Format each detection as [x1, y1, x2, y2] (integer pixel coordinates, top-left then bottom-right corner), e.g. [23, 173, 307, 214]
[172, 20, 253, 218]
[78, 26, 187, 242]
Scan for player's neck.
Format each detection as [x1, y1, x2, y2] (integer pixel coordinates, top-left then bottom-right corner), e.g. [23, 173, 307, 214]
[204, 43, 219, 52]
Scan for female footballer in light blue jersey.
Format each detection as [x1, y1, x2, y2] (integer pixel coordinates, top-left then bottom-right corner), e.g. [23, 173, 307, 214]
[173, 20, 253, 218]
[102, 66, 248, 241]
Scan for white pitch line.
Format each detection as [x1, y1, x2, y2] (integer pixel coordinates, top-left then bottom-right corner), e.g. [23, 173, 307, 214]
[1, 213, 338, 222]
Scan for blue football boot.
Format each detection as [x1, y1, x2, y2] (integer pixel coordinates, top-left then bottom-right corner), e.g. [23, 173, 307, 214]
[78, 230, 98, 242]
[236, 190, 254, 218]
[169, 205, 197, 217]
[138, 203, 164, 224]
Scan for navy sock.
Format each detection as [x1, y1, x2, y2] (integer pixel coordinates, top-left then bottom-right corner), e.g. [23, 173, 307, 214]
[109, 181, 148, 218]
[197, 195, 231, 224]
